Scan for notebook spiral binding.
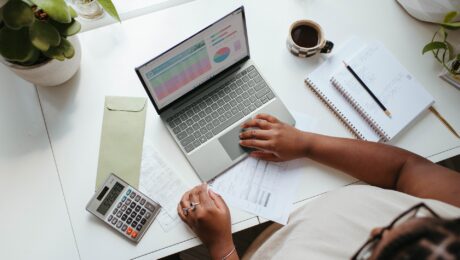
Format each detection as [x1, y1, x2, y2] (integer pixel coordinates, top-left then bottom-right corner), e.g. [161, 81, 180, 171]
[304, 78, 367, 140]
[330, 77, 390, 142]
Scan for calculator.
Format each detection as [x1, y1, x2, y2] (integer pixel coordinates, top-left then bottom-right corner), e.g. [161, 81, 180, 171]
[86, 173, 161, 243]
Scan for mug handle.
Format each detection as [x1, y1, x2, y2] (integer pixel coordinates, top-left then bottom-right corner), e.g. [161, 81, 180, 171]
[320, 41, 334, 53]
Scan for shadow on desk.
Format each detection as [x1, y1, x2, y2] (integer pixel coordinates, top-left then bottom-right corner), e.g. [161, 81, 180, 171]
[160, 222, 272, 260]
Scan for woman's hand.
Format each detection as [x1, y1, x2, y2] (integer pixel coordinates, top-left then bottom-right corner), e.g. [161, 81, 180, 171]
[239, 114, 309, 162]
[177, 184, 236, 260]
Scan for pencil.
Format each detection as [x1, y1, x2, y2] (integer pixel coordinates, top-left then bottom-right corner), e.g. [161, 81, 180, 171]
[343, 61, 391, 118]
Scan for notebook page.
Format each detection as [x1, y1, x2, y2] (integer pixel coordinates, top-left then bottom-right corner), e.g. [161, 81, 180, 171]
[332, 42, 434, 140]
[305, 38, 381, 142]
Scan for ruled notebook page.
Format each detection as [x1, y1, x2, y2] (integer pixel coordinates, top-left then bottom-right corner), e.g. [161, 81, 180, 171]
[331, 42, 434, 141]
[305, 38, 381, 142]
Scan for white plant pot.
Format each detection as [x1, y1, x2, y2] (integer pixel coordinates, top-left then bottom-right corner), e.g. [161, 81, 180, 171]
[1, 36, 82, 87]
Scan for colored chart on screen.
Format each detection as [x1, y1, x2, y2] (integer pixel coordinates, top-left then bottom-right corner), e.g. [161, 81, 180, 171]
[214, 47, 230, 63]
[147, 41, 212, 100]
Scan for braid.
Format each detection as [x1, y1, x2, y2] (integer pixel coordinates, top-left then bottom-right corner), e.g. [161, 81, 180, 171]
[377, 218, 460, 260]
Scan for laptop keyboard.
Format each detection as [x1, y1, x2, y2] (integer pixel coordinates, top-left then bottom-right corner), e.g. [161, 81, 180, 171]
[167, 65, 275, 153]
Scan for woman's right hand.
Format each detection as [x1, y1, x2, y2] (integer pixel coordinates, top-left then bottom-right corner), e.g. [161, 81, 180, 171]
[239, 114, 310, 162]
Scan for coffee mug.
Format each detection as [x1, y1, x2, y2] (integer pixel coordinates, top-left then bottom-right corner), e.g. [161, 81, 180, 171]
[286, 20, 334, 58]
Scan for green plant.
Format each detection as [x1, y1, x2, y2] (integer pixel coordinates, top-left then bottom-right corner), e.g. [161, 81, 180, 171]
[0, 0, 81, 65]
[423, 11, 460, 78]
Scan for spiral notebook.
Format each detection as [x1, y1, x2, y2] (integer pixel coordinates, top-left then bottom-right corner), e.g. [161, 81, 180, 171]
[305, 39, 434, 142]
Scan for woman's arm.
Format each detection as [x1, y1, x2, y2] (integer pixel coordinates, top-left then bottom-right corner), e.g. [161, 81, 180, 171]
[239, 114, 460, 207]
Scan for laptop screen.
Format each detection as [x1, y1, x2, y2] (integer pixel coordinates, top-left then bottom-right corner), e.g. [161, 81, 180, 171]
[137, 7, 249, 111]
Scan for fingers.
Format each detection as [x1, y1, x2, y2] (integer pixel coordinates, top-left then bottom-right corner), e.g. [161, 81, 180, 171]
[239, 139, 271, 151]
[180, 191, 191, 209]
[250, 151, 281, 162]
[255, 114, 279, 123]
[208, 189, 228, 210]
[241, 118, 273, 130]
[239, 129, 272, 140]
[177, 203, 188, 222]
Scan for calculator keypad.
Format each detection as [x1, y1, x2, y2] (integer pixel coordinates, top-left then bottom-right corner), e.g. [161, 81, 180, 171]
[105, 188, 159, 241]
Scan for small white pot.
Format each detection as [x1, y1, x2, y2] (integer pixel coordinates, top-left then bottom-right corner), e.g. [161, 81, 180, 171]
[1, 36, 82, 87]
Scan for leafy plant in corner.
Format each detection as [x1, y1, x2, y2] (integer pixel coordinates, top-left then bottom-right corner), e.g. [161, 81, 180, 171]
[423, 11, 460, 79]
[0, 0, 81, 66]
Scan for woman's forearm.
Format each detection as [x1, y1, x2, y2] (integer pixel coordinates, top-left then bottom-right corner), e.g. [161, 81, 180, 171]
[304, 132, 426, 190]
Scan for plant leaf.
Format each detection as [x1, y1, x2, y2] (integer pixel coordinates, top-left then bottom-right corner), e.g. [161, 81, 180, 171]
[444, 11, 458, 23]
[29, 20, 61, 51]
[68, 6, 77, 18]
[422, 41, 447, 54]
[446, 41, 455, 60]
[3, 0, 34, 29]
[31, 0, 71, 23]
[97, 0, 120, 22]
[0, 26, 36, 62]
[440, 21, 460, 30]
[51, 19, 80, 36]
[43, 37, 74, 60]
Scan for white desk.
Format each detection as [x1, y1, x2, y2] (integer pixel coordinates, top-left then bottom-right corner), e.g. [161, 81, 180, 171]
[3, 0, 460, 259]
[0, 66, 79, 259]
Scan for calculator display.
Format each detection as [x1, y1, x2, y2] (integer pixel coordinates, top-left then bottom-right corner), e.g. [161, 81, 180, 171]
[96, 182, 125, 215]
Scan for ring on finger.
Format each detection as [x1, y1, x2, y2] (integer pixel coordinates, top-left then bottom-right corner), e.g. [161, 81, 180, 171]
[190, 202, 200, 211]
[182, 207, 190, 216]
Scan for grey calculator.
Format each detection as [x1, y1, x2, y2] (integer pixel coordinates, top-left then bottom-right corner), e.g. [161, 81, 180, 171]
[86, 173, 161, 243]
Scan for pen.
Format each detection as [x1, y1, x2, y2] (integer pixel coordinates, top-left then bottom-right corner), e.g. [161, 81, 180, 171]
[343, 61, 391, 118]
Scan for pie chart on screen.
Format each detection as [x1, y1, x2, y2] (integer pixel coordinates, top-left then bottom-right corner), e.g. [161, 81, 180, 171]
[213, 47, 231, 63]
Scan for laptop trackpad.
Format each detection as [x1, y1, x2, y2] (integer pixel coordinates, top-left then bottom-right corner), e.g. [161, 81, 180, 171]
[219, 124, 252, 160]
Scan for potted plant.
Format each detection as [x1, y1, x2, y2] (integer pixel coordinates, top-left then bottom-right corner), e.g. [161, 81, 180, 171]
[423, 11, 460, 87]
[0, 0, 83, 86]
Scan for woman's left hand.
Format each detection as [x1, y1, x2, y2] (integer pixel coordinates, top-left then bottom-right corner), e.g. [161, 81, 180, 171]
[177, 183, 235, 259]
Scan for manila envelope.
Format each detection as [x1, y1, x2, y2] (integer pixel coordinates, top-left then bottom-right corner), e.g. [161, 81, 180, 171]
[95, 96, 147, 189]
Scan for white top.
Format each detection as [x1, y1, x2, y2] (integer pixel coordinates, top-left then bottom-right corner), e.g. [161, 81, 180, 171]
[243, 185, 460, 260]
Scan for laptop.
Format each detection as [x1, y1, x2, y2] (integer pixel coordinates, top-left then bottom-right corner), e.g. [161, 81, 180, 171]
[135, 6, 295, 181]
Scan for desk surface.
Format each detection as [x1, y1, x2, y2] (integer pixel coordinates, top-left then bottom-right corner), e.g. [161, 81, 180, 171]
[3, 0, 460, 259]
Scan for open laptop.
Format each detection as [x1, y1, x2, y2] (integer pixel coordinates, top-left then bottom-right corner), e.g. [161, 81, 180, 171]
[136, 6, 295, 181]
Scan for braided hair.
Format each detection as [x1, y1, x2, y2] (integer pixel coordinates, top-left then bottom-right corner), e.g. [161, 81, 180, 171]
[376, 218, 460, 260]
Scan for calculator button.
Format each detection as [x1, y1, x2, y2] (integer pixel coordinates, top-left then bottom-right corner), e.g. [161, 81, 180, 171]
[131, 221, 138, 228]
[126, 218, 133, 224]
[126, 208, 132, 215]
[140, 218, 146, 225]
[108, 215, 113, 222]
[140, 209, 146, 215]
[126, 199, 132, 205]
[135, 195, 141, 202]
[135, 215, 141, 222]
[121, 205, 127, 211]
[131, 231, 138, 239]
[126, 189, 132, 195]
[130, 212, 137, 218]
[112, 208, 118, 215]
[135, 206, 141, 212]
[140, 198, 146, 205]
[122, 224, 127, 231]
[116, 222, 122, 228]
[117, 202, 122, 208]
[136, 224, 142, 231]
[116, 211, 122, 218]
[145, 212, 151, 219]
[121, 196, 127, 202]
[126, 227, 133, 235]
[111, 218, 118, 225]
[130, 192, 136, 199]
[121, 214, 128, 221]
[130, 202, 136, 208]
[145, 202, 156, 212]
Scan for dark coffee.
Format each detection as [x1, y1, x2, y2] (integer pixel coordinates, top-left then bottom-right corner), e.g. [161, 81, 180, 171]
[291, 25, 318, 48]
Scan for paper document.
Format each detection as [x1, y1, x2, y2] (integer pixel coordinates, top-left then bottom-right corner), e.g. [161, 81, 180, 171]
[139, 142, 190, 231]
[209, 112, 317, 224]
